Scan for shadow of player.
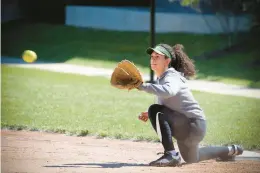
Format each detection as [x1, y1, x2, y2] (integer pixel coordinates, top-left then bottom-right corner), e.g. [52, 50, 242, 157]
[44, 162, 148, 168]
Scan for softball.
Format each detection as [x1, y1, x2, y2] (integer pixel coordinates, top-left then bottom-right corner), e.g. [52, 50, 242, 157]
[22, 50, 37, 63]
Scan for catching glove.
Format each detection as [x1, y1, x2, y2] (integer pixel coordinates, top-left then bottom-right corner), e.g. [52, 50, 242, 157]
[110, 60, 143, 90]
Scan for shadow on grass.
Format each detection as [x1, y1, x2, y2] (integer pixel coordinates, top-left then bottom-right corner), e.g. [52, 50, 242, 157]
[249, 81, 260, 89]
[44, 162, 148, 168]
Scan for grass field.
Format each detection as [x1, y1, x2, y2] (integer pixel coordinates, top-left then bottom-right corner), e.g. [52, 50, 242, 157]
[2, 21, 260, 88]
[2, 66, 260, 149]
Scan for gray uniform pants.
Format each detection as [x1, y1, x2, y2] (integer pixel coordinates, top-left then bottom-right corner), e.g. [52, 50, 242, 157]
[148, 104, 230, 163]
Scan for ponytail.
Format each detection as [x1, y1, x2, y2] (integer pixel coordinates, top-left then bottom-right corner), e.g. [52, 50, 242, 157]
[170, 44, 196, 78]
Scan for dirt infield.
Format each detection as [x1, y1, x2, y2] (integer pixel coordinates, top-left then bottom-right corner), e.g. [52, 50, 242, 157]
[2, 130, 260, 173]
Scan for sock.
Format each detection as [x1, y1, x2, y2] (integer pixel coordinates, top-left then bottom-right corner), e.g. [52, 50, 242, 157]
[228, 146, 234, 156]
[168, 150, 178, 156]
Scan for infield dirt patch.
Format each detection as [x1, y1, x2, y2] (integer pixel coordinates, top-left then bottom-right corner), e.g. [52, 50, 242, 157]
[2, 130, 260, 173]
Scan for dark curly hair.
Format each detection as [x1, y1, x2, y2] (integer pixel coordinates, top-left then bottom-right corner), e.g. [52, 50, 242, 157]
[158, 43, 196, 78]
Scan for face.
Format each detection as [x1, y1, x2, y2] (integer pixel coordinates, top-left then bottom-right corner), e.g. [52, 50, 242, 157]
[150, 51, 171, 73]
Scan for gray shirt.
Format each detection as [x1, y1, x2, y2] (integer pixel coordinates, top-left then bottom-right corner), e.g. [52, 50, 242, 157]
[138, 68, 205, 120]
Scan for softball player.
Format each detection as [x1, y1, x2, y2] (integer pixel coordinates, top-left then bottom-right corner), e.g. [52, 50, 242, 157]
[137, 43, 243, 167]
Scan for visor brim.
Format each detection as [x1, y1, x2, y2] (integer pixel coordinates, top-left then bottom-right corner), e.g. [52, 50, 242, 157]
[146, 47, 165, 56]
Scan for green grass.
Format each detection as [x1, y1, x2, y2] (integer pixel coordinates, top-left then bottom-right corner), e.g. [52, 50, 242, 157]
[195, 50, 260, 88]
[2, 66, 260, 149]
[2, 21, 260, 88]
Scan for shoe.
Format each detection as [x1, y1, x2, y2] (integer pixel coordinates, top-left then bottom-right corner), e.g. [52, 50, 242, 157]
[216, 145, 244, 162]
[149, 151, 181, 167]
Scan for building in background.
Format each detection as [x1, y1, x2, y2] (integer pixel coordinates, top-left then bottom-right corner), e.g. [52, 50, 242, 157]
[1, 0, 23, 22]
[1, 0, 252, 34]
[66, 0, 251, 34]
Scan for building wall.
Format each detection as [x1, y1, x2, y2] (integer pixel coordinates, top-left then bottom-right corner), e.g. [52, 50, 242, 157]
[1, 0, 65, 24]
[1, 0, 23, 22]
[65, 6, 251, 34]
[1, 0, 252, 34]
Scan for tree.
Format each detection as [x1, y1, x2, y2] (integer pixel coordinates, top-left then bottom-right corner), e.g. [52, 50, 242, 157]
[171, 0, 259, 16]
[171, 0, 260, 47]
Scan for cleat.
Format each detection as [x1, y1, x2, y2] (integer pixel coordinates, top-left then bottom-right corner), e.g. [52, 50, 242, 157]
[216, 145, 244, 162]
[149, 151, 181, 167]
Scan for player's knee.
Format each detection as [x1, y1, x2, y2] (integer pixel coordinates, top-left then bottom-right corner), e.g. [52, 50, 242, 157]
[148, 104, 162, 119]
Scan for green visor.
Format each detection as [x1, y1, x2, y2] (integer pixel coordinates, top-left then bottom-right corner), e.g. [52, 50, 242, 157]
[146, 45, 172, 59]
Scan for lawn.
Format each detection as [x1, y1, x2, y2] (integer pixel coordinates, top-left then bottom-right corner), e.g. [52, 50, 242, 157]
[2, 66, 260, 149]
[2, 21, 260, 88]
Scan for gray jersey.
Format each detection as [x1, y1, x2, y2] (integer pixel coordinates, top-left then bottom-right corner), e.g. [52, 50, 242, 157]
[138, 68, 205, 120]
